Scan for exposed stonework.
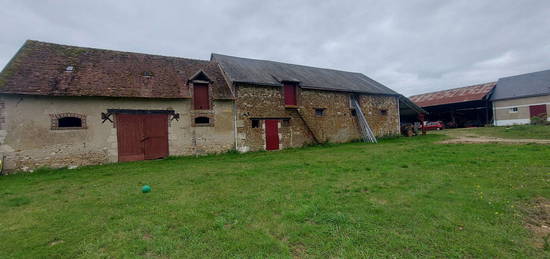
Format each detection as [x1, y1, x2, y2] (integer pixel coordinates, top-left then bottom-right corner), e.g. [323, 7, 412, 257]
[234, 84, 399, 152]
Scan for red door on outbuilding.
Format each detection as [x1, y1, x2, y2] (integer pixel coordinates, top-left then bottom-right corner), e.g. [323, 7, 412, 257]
[265, 119, 279, 150]
[529, 104, 547, 118]
[194, 84, 210, 110]
[116, 113, 169, 162]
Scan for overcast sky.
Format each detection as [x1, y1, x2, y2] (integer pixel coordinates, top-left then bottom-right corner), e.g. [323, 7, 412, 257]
[1, 0, 549, 96]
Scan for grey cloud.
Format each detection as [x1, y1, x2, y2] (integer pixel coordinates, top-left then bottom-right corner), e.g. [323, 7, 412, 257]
[1, 0, 549, 96]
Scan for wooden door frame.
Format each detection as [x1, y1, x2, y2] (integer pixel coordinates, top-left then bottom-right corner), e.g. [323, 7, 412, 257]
[265, 119, 280, 151]
[111, 109, 173, 162]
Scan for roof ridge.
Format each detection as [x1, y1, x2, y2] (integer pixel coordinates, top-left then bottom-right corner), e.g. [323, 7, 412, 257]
[212, 53, 366, 76]
[27, 40, 213, 64]
[497, 68, 550, 80]
[409, 82, 496, 97]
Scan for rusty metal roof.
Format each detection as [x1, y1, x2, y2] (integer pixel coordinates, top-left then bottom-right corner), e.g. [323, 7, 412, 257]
[409, 82, 496, 107]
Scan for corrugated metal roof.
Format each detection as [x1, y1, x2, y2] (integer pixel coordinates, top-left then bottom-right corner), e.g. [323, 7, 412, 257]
[211, 53, 398, 95]
[409, 82, 496, 107]
[491, 69, 550, 101]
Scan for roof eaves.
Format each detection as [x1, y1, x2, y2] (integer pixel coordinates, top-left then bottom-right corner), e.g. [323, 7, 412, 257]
[491, 92, 550, 101]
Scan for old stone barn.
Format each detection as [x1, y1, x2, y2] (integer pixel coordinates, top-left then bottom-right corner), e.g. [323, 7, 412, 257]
[0, 40, 416, 171]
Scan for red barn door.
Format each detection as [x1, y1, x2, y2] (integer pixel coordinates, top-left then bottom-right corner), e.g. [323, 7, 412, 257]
[529, 104, 547, 119]
[143, 114, 169, 160]
[265, 119, 279, 150]
[116, 114, 145, 162]
[116, 113, 169, 162]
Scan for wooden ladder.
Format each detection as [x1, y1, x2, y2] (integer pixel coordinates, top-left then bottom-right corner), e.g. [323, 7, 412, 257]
[351, 96, 377, 143]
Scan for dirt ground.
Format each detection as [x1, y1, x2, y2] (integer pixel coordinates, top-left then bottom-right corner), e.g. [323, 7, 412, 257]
[436, 129, 550, 144]
[523, 197, 550, 250]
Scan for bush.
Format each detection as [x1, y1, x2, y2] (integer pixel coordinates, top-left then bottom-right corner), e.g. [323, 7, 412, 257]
[530, 115, 549, 125]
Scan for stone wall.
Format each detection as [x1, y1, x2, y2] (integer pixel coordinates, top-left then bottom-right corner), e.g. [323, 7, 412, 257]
[0, 95, 234, 171]
[234, 84, 399, 152]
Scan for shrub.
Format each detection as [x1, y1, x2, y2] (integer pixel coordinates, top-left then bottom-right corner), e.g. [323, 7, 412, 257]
[530, 115, 549, 125]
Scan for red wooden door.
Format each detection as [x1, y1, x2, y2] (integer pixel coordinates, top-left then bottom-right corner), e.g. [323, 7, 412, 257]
[116, 114, 146, 162]
[284, 84, 297, 106]
[116, 114, 169, 162]
[194, 84, 210, 110]
[265, 119, 279, 150]
[143, 114, 169, 160]
[529, 104, 547, 118]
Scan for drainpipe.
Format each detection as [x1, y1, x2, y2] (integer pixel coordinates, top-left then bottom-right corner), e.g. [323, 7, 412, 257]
[492, 102, 497, 126]
[396, 96, 401, 134]
[232, 86, 238, 151]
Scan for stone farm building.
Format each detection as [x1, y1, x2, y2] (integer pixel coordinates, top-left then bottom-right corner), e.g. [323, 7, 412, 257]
[0, 40, 418, 171]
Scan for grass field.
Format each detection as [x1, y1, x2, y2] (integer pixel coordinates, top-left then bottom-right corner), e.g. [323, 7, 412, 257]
[447, 125, 550, 140]
[1, 134, 549, 258]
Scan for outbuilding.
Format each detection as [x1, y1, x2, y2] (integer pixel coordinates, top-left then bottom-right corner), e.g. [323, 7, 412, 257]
[409, 82, 496, 128]
[491, 69, 550, 126]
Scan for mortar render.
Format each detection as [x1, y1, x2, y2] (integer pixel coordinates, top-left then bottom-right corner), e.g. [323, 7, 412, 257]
[0, 95, 234, 171]
[493, 95, 550, 125]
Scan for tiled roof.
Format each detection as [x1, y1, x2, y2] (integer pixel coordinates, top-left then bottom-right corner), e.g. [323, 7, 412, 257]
[409, 82, 496, 107]
[0, 40, 234, 99]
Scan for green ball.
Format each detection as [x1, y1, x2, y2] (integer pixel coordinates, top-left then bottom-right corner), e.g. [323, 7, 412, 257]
[142, 185, 151, 193]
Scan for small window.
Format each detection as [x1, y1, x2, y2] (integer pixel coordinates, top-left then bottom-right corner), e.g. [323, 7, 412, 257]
[58, 117, 82, 127]
[65, 65, 74, 72]
[143, 71, 154, 78]
[195, 116, 210, 124]
[509, 107, 519, 113]
[380, 109, 388, 116]
[251, 119, 260, 128]
[51, 113, 87, 130]
[315, 108, 325, 116]
[351, 109, 357, 117]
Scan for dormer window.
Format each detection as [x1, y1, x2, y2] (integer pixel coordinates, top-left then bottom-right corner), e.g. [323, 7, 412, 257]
[193, 83, 210, 110]
[65, 65, 74, 72]
[190, 70, 213, 110]
[143, 71, 154, 78]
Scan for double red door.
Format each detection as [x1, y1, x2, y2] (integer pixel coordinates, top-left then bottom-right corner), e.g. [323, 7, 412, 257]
[116, 114, 169, 162]
[265, 119, 279, 150]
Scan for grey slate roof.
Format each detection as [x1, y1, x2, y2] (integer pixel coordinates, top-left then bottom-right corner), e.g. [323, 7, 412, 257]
[211, 53, 398, 95]
[491, 69, 550, 101]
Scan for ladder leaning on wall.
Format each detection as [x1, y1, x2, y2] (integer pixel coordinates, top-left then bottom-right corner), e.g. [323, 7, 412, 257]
[350, 96, 377, 143]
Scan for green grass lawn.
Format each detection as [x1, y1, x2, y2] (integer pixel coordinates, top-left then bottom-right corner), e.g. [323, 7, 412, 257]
[1, 135, 549, 258]
[448, 125, 550, 140]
